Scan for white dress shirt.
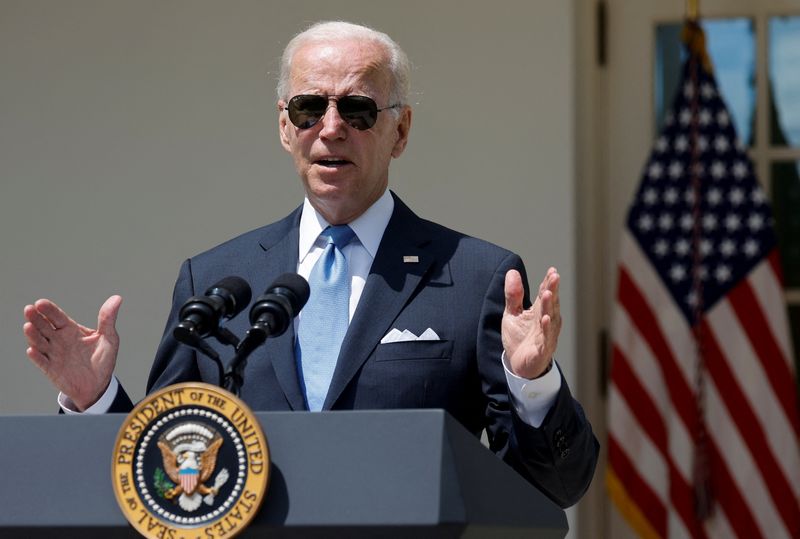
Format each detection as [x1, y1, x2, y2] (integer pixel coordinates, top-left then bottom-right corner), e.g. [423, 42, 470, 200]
[63, 189, 561, 426]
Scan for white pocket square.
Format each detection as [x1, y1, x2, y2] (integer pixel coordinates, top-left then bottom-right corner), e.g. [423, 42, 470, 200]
[380, 328, 440, 344]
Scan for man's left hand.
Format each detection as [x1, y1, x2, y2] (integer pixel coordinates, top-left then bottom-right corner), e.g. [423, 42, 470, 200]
[502, 267, 561, 379]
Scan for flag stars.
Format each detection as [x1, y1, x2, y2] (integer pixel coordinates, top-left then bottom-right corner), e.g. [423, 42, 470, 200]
[719, 238, 737, 257]
[655, 136, 669, 153]
[743, 238, 760, 257]
[700, 239, 714, 258]
[674, 238, 691, 257]
[653, 239, 669, 257]
[637, 214, 654, 233]
[684, 189, 696, 205]
[643, 187, 659, 205]
[733, 161, 748, 179]
[711, 161, 726, 179]
[729, 188, 745, 206]
[751, 189, 766, 205]
[686, 290, 700, 309]
[664, 188, 679, 205]
[702, 83, 716, 99]
[659, 213, 674, 231]
[680, 213, 694, 231]
[648, 162, 664, 180]
[707, 188, 723, 206]
[680, 108, 692, 126]
[714, 135, 730, 153]
[674, 135, 689, 153]
[683, 83, 695, 99]
[697, 136, 709, 152]
[724, 214, 741, 232]
[748, 213, 765, 232]
[703, 214, 718, 231]
[716, 109, 729, 126]
[669, 161, 684, 179]
[670, 263, 688, 282]
[699, 109, 712, 126]
[715, 264, 732, 283]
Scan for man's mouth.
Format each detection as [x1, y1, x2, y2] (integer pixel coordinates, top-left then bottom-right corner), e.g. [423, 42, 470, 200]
[315, 158, 353, 168]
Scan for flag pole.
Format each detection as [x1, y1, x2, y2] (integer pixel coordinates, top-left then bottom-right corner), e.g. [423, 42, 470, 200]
[686, 0, 699, 22]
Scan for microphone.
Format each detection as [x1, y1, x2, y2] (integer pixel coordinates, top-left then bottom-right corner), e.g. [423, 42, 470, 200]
[223, 273, 309, 395]
[248, 273, 310, 338]
[173, 276, 252, 344]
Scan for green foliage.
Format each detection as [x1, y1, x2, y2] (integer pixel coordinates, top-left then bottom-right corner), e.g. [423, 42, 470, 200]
[153, 468, 175, 499]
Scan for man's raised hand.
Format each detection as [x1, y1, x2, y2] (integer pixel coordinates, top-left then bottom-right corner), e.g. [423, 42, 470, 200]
[502, 267, 562, 379]
[23, 296, 122, 411]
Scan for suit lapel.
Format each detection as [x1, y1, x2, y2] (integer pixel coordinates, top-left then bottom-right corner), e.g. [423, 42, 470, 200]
[254, 207, 307, 410]
[323, 195, 436, 409]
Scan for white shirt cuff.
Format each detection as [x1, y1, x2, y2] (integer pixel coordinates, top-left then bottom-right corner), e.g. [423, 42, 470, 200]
[58, 376, 119, 414]
[502, 353, 561, 428]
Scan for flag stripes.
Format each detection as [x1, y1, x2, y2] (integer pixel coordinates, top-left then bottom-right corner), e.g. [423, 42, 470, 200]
[610, 230, 798, 538]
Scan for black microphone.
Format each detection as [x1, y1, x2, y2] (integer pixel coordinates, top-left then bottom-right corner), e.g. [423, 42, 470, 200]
[248, 273, 310, 338]
[223, 273, 309, 395]
[173, 276, 252, 344]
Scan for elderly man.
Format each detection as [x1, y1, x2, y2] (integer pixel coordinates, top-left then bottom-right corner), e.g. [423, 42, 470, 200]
[23, 21, 597, 507]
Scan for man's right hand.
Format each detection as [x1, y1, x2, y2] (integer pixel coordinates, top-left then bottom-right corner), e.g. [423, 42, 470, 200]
[23, 296, 122, 411]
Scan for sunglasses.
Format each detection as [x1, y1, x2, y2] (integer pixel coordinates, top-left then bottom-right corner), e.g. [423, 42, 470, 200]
[283, 94, 401, 131]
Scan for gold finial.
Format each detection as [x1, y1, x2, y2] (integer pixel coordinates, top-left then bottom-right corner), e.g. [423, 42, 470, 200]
[686, 0, 699, 21]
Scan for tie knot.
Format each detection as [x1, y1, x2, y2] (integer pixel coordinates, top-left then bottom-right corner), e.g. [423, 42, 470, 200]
[321, 225, 356, 249]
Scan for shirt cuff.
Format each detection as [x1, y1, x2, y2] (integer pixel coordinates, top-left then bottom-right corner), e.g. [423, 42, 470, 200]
[502, 354, 561, 428]
[58, 376, 119, 414]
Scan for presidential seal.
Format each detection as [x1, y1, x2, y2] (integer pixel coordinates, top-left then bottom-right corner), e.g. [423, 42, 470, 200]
[112, 383, 269, 539]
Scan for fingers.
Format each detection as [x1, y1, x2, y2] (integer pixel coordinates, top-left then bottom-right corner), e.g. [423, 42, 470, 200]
[26, 346, 50, 372]
[23, 321, 50, 351]
[504, 269, 524, 315]
[24, 304, 57, 338]
[97, 295, 123, 337]
[32, 299, 75, 331]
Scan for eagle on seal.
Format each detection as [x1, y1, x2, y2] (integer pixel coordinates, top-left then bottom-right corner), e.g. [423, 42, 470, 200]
[158, 435, 224, 511]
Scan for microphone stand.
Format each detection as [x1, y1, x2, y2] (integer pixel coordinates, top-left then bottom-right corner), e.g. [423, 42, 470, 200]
[223, 323, 272, 396]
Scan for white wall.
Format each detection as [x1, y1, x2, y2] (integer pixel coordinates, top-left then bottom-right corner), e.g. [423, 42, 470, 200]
[0, 0, 578, 423]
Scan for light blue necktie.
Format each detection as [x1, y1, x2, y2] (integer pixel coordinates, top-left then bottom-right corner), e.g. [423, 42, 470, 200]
[296, 225, 356, 411]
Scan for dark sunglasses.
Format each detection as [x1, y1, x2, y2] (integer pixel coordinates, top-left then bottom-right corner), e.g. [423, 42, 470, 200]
[283, 94, 401, 130]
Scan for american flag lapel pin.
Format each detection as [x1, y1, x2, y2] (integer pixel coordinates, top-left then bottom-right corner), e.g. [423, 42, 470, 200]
[403, 255, 419, 263]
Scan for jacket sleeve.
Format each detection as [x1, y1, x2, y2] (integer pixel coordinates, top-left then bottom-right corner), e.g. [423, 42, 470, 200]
[478, 252, 599, 508]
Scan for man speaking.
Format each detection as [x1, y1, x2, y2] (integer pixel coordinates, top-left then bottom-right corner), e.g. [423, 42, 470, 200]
[22, 21, 598, 508]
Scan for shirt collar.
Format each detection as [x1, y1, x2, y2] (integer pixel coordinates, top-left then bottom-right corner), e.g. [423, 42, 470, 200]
[298, 189, 394, 263]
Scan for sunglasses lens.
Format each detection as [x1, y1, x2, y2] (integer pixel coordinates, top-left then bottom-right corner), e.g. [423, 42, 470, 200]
[337, 96, 378, 130]
[287, 95, 328, 129]
[286, 95, 381, 130]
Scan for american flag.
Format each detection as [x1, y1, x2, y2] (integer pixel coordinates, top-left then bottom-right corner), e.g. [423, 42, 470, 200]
[607, 22, 800, 538]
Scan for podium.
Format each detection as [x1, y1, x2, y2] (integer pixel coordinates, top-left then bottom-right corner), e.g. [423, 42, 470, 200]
[0, 409, 567, 538]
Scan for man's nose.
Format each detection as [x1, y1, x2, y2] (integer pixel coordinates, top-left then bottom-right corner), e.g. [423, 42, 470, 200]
[318, 101, 348, 139]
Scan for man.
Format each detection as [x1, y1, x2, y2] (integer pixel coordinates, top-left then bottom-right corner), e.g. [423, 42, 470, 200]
[23, 21, 597, 508]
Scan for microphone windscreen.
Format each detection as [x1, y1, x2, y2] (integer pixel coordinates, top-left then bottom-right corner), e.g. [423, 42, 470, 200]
[205, 276, 252, 317]
[268, 273, 310, 311]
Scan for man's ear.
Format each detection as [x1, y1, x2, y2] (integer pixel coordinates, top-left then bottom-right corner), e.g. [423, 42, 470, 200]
[278, 102, 292, 152]
[391, 106, 412, 158]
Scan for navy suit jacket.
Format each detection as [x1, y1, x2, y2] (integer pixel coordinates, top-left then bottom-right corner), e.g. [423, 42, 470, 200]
[112, 193, 598, 507]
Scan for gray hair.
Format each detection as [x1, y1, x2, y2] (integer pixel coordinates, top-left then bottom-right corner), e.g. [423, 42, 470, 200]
[276, 21, 411, 107]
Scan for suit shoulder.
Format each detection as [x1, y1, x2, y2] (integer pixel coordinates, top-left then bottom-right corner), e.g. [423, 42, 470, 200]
[418, 217, 520, 263]
[189, 207, 300, 263]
